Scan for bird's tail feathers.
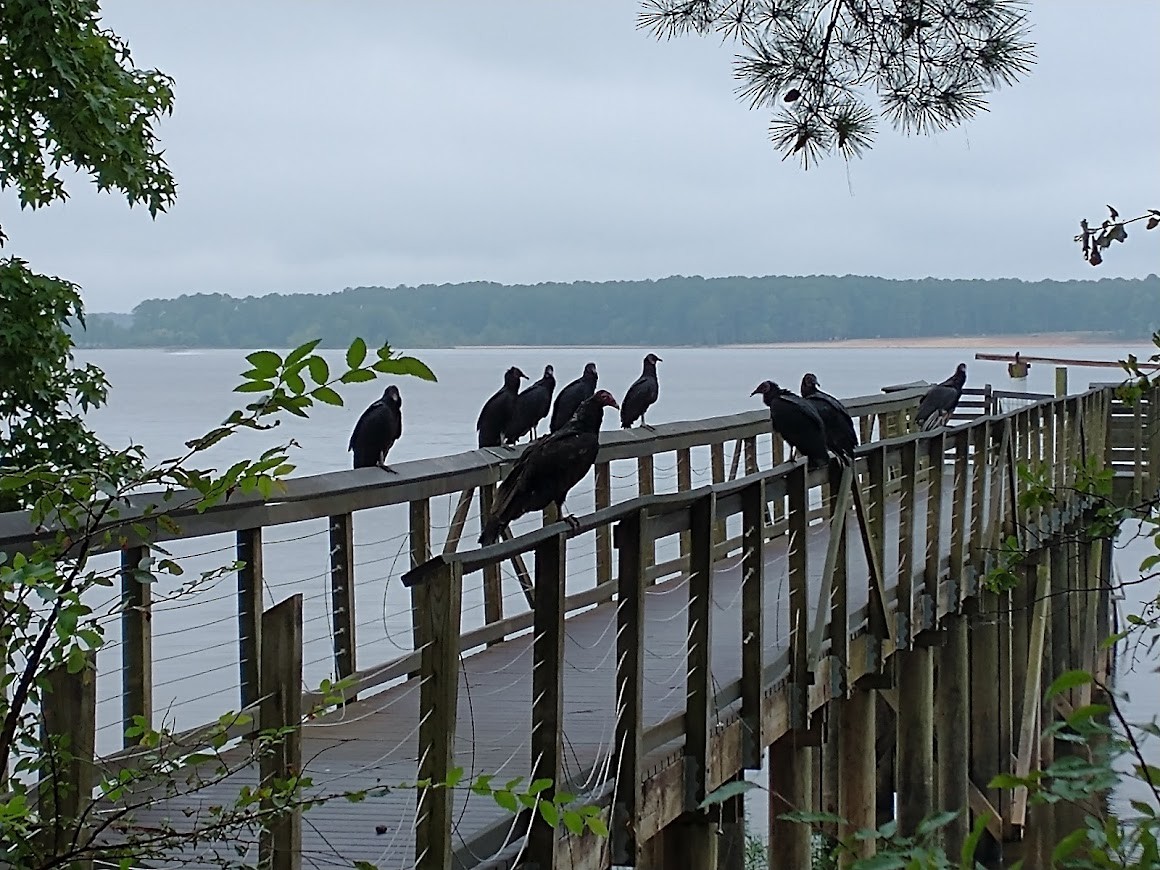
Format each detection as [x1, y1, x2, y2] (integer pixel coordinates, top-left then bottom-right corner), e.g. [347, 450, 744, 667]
[479, 517, 505, 547]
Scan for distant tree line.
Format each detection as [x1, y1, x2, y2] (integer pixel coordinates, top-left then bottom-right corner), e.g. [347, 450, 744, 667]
[75, 274, 1160, 348]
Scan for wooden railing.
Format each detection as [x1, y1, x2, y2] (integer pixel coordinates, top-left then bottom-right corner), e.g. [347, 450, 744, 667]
[4, 378, 1158, 869]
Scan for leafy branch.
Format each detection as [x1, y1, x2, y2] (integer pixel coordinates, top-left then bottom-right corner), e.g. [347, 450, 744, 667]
[1075, 205, 1160, 267]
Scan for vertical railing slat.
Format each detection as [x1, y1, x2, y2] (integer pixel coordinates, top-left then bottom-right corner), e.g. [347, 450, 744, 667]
[329, 513, 357, 693]
[237, 528, 264, 709]
[120, 544, 152, 747]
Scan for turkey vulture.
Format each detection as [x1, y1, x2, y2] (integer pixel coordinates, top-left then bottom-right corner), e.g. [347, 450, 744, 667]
[479, 390, 620, 545]
[349, 385, 403, 471]
[751, 380, 830, 471]
[620, 353, 662, 429]
[550, 362, 598, 433]
[915, 363, 967, 431]
[477, 366, 528, 448]
[504, 364, 556, 444]
[800, 373, 858, 464]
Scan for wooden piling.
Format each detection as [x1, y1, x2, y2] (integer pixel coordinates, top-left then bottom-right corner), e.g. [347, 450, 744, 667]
[259, 594, 303, 870]
[936, 613, 970, 855]
[40, 653, 96, 870]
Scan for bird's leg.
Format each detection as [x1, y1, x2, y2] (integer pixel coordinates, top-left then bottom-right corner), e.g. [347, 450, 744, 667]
[642, 411, 655, 432]
[376, 462, 399, 475]
[559, 502, 580, 531]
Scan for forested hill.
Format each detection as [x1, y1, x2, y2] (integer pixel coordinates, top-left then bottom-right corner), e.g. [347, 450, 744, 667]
[78, 274, 1160, 348]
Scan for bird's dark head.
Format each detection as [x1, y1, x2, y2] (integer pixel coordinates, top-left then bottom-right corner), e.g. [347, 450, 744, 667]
[583, 362, 597, 378]
[593, 389, 620, 410]
[645, 353, 662, 365]
[543, 364, 554, 378]
[751, 380, 779, 398]
[504, 366, 528, 388]
[956, 363, 967, 376]
[384, 385, 402, 407]
[801, 373, 820, 395]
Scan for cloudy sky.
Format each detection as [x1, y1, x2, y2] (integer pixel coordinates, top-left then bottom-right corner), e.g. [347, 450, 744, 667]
[5, 1, 1158, 312]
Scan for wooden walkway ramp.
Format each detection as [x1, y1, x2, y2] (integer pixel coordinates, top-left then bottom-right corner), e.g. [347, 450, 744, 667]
[6, 379, 1150, 870]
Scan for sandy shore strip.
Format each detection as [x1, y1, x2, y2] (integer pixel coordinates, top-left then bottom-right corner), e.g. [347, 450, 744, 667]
[729, 332, 1130, 350]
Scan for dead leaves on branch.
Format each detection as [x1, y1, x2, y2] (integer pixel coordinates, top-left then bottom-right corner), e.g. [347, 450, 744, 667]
[1076, 205, 1160, 267]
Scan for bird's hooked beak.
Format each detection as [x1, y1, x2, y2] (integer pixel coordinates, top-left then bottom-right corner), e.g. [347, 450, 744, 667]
[606, 396, 620, 410]
[750, 385, 763, 397]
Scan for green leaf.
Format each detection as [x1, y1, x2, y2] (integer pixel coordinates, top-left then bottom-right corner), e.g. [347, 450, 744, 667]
[285, 371, 306, 395]
[284, 340, 321, 369]
[562, 809, 585, 836]
[493, 790, 518, 813]
[961, 811, 989, 867]
[235, 380, 275, 393]
[698, 778, 760, 809]
[312, 386, 343, 406]
[307, 355, 330, 385]
[1052, 827, 1088, 861]
[538, 800, 559, 828]
[915, 809, 960, 837]
[527, 778, 553, 796]
[346, 337, 368, 369]
[586, 815, 609, 837]
[340, 369, 376, 384]
[988, 773, 1026, 789]
[372, 355, 438, 382]
[1066, 704, 1110, 727]
[1045, 669, 1093, 700]
[446, 767, 465, 788]
[245, 350, 281, 376]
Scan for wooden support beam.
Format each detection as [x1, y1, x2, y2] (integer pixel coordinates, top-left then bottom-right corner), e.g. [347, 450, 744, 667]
[969, 589, 1002, 854]
[839, 688, 877, 866]
[711, 442, 727, 547]
[479, 485, 505, 636]
[936, 613, 970, 856]
[968, 421, 991, 594]
[897, 439, 919, 646]
[259, 594, 303, 870]
[414, 560, 463, 870]
[612, 510, 648, 865]
[809, 464, 852, 674]
[768, 735, 813, 870]
[924, 433, 945, 626]
[409, 498, 432, 656]
[528, 532, 566, 869]
[39, 652, 96, 870]
[685, 493, 715, 809]
[1011, 562, 1051, 828]
[499, 524, 536, 609]
[852, 450, 894, 652]
[727, 437, 743, 481]
[948, 431, 969, 608]
[740, 479, 765, 769]
[595, 464, 612, 586]
[640, 455, 656, 570]
[120, 545, 152, 748]
[329, 513, 357, 693]
[441, 488, 475, 555]
[895, 645, 934, 837]
[787, 463, 810, 729]
[677, 448, 693, 561]
[236, 528, 263, 709]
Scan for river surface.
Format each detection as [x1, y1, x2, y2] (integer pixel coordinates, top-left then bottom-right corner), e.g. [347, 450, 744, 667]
[64, 345, 1158, 845]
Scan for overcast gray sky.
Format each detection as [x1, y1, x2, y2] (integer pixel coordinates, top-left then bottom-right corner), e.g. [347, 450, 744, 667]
[4, 1, 1158, 312]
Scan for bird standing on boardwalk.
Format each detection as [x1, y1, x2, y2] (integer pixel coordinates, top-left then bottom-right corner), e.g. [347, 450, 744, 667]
[751, 380, 830, 470]
[477, 366, 528, 448]
[349, 385, 403, 471]
[620, 353, 662, 429]
[915, 363, 967, 431]
[800, 373, 858, 464]
[479, 390, 620, 545]
[550, 362, 598, 433]
[504, 364, 556, 444]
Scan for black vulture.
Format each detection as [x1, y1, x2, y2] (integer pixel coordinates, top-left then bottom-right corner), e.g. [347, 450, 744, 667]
[479, 390, 620, 545]
[476, 366, 528, 448]
[751, 380, 830, 471]
[620, 353, 662, 429]
[504, 364, 556, 444]
[549, 362, 598, 433]
[800, 373, 858, 464]
[348, 385, 403, 471]
[915, 363, 967, 431]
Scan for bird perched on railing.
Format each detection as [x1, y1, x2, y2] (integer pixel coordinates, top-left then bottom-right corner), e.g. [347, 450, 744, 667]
[349, 385, 403, 472]
[477, 366, 528, 448]
[479, 390, 620, 545]
[504, 364, 556, 444]
[800, 373, 858, 464]
[550, 362, 598, 433]
[751, 380, 830, 471]
[915, 363, 967, 431]
[620, 353, 662, 429]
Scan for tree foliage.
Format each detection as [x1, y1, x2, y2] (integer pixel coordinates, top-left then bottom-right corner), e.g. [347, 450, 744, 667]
[638, 0, 1036, 166]
[1076, 205, 1160, 268]
[73, 274, 1160, 349]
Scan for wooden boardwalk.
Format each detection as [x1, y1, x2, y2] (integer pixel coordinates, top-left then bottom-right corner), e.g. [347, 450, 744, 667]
[113, 477, 946, 868]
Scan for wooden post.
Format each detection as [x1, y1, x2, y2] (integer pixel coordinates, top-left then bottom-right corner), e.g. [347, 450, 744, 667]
[897, 439, 919, 645]
[414, 560, 463, 870]
[685, 493, 715, 809]
[711, 442, 727, 546]
[719, 777, 746, 870]
[329, 513, 357, 694]
[595, 462, 612, 586]
[949, 432, 970, 607]
[440, 488, 475, 556]
[839, 688, 876, 865]
[1054, 365, 1068, 398]
[768, 734, 812, 870]
[479, 485, 504, 637]
[787, 463, 810, 729]
[120, 545, 152, 747]
[740, 479, 765, 769]
[639, 455, 656, 571]
[409, 498, 432, 653]
[528, 533, 566, 869]
[895, 644, 934, 837]
[612, 510, 648, 865]
[936, 613, 970, 856]
[677, 447, 693, 561]
[969, 585, 1001, 855]
[39, 653, 96, 870]
[237, 528, 263, 709]
[924, 433, 945, 625]
[259, 594, 303, 870]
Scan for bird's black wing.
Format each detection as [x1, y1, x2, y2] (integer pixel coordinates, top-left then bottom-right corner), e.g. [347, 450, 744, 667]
[620, 376, 658, 425]
[916, 384, 960, 429]
[490, 428, 597, 527]
[812, 391, 858, 450]
[349, 400, 385, 451]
